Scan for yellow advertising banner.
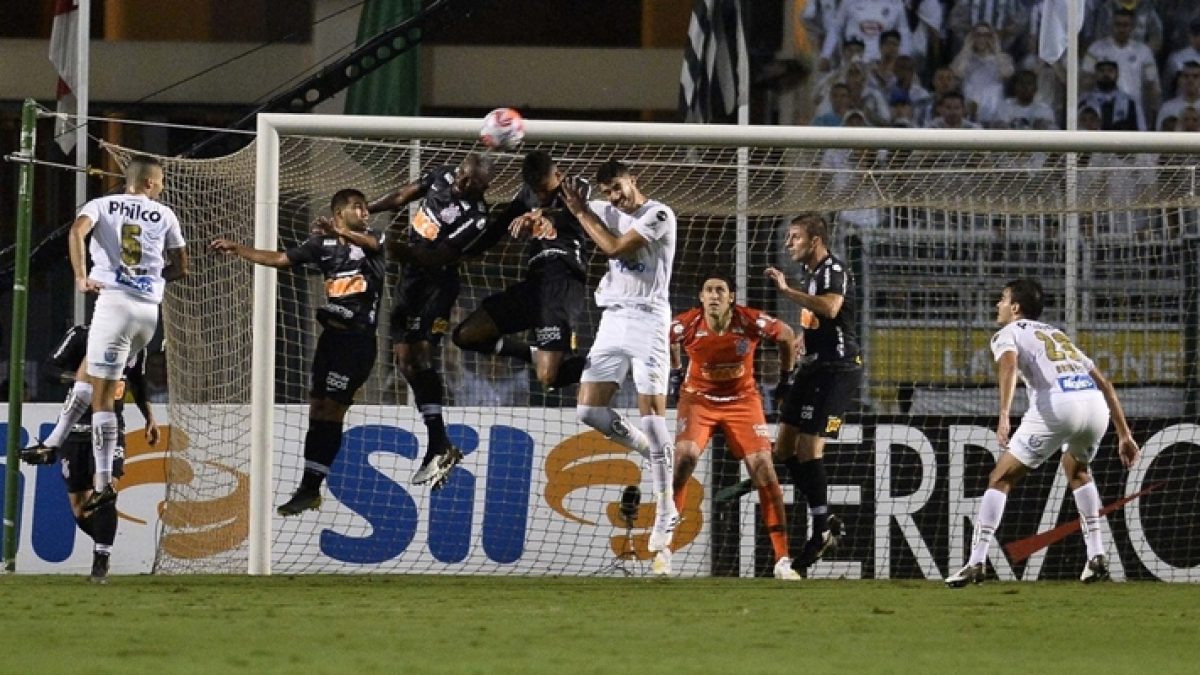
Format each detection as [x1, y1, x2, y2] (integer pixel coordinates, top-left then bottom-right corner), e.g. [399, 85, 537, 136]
[869, 328, 1184, 385]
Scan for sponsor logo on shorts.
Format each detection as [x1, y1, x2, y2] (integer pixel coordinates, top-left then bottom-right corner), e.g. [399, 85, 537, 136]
[326, 372, 350, 391]
[406, 317, 422, 330]
[104, 348, 119, 364]
[800, 405, 814, 420]
[753, 424, 770, 438]
[431, 318, 450, 335]
[825, 417, 843, 434]
[1058, 374, 1097, 392]
[535, 326, 562, 344]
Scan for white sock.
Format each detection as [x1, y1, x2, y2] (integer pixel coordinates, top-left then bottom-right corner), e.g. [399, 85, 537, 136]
[1073, 482, 1105, 559]
[44, 381, 93, 447]
[968, 488, 1008, 566]
[92, 411, 119, 491]
[640, 415, 674, 510]
[576, 406, 650, 458]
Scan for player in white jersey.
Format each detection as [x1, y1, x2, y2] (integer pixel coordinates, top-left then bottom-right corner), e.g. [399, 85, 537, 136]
[560, 159, 680, 575]
[68, 154, 188, 513]
[946, 279, 1140, 588]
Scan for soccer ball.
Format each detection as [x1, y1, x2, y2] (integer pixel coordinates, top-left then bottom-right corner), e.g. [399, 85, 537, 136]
[479, 108, 525, 151]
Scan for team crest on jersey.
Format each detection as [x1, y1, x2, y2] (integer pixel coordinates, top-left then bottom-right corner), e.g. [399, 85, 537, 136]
[735, 338, 750, 356]
[348, 245, 364, 261]
[439, 204, 462, 223]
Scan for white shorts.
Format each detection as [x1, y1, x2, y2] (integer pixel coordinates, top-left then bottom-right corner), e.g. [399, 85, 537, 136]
[1008, 393, 1109, 469]
[581, 306, 671, 395]
[87, 290, 158, 380]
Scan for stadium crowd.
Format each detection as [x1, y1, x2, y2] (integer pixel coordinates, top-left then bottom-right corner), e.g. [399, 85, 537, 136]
[802, 0, 1200, 132]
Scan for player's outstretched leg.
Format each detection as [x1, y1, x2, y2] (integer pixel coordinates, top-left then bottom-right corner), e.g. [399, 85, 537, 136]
[642, 415, 677, 553]
[409, 366, 462, 489]
[27, 380, 95, 464]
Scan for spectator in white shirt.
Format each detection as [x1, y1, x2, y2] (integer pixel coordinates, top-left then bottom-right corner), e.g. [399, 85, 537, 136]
[893, 55, 932, 112]
[951, 23, 1015, 123]
[1157, 60, 1200, 129]
[988, 70, 1058, 129]
[1091, 0, 1164, 56]
[925, 91, 983, 129]
[948, 0, 1029, 56]
[1164, 19, 1200, 96]
[820, 0, 913, 72]
[1082, 9, 1161, 120]
[871, 29, 904, 91]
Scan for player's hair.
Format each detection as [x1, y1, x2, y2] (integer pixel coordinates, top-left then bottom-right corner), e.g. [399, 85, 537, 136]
[125, 154, 163, 185]
[700, 271, 736, 296]
[522, 150, 556, 185]
[1005, 278, 1045, 320]
[462, 152, 497, 180]
[330, 188, 366, 213]
[790, 212, 829, 242]
[596, 159, 632, 184]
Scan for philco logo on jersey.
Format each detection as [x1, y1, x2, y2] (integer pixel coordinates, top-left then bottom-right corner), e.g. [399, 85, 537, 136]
[107, 200, 163, 222]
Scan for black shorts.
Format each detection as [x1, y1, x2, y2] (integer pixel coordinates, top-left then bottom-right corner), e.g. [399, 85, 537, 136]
[60, 431, 125, 494]
[481, 272, 586, 352]
[390, 266, 460, 344]
[310, 328, 377, 405]
[779, 359, 863, 437]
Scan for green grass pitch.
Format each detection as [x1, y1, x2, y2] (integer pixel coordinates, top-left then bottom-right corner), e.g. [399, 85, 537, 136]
[3, 575, 1197, 674]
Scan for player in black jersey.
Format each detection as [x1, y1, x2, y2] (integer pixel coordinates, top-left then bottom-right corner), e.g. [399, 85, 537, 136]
[210, 188, 385, 516]
[367, 153, 500, 488]
[766, 212, 863, 570]
[21, 324, 157, 583]
[451, 150, 589, 390]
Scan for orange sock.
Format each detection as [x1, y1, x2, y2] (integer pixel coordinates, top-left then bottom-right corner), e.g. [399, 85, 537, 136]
[673, 483, 688, 514]
[758, 481, 790, 561]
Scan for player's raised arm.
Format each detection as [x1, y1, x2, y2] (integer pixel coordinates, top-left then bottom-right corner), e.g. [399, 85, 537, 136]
[208, 238, 291, 269]
[68, 214, 102, 294]
[765, 266, 845, 318]
[368, 179, 427, 215]
[1088, 366, 1141, 468]
[560, 176, 648, 258]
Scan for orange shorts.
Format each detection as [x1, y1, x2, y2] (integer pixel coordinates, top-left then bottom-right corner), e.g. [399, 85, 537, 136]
[675, 392, 771, 460]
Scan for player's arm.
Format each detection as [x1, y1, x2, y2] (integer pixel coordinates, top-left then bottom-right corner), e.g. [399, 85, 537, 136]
[368, 180, 427, 215]
[559, 179, 647, 258]
[1088, 366, 1141, 468]
[163, 245, 189, 281]
[68, 214, 102, 294]
[329, 223, 383, 253]
[126, 353, 160, 446]
[772, 321, 798, 374]
[995, 350, 1019, 448]
[208, 238, 291, 268]
[765, 267, 845, 318]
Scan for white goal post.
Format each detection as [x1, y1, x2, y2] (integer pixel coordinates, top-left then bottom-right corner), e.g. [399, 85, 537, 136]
[243, 113, 1200, 577]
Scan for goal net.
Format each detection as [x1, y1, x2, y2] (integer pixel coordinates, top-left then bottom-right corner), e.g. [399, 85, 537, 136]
[129, 118, 1200, 581]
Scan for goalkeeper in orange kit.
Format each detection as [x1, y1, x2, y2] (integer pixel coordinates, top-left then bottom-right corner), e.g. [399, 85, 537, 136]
[661, 272, 801, 579]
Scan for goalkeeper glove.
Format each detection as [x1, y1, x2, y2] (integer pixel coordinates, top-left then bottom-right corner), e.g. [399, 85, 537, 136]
[668, 367, 683, 405]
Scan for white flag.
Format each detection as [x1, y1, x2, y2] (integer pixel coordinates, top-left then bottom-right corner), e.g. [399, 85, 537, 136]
[49, 0, 79, 154]
[1038, 0, 1085, 64]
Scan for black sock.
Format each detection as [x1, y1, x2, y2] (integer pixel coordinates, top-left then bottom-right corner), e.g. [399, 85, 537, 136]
[792, 458, 829, 537]
[411, 368, 448, 460]
[496, 337, 533, 363]
[91, 500, 118, 547]
[550, 354, 586, 388]
[74, 512, 96, 538]
[301, 420, 344, 490]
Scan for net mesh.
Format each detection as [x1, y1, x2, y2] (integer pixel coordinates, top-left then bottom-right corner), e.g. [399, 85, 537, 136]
[107, 127, 1200, 581]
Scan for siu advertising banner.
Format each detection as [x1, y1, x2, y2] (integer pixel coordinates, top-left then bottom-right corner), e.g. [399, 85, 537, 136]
[3, 405, 1197, 581]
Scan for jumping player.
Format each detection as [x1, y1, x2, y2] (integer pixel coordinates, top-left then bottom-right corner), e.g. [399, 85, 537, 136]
[67, 154, 187, 514]
[367, 153, 500, 489]
[559, 159, 679, 572]
[210, 189, 385, 515]
[451, 150, 589, 390]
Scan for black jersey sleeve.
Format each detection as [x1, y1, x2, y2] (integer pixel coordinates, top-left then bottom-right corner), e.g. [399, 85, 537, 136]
[819, 259, 849, 297]
[284, 235, 326, 266]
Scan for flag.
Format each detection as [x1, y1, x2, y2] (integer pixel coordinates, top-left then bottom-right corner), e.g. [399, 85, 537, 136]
[49, 0, 79, 154]
[345, 0, 420, 117]
[679, 0, 748, 123]
[1038, 0, 1085, 64]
